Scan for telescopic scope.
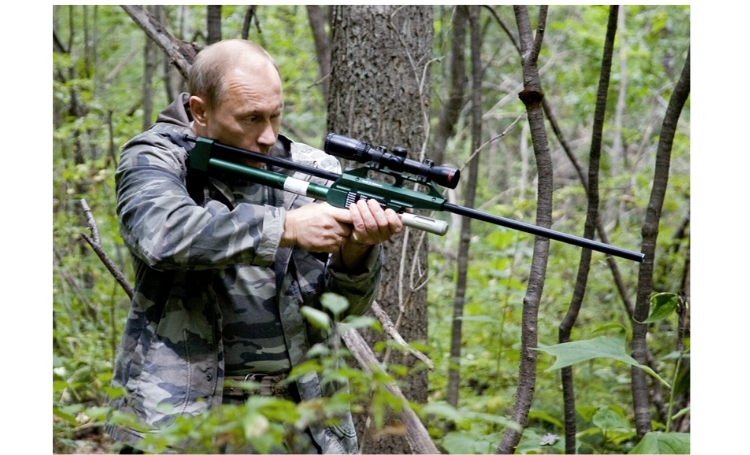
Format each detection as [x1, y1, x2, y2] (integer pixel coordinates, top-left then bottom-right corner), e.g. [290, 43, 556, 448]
[324, 133, 461, 189]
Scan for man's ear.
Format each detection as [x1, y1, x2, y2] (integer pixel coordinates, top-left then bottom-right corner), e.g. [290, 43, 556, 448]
[189, 95, 209, 127]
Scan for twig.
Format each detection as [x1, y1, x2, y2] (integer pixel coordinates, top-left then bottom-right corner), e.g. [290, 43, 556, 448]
[370, 301, 434, 370]
[79, 199, 134, 299]
[460, 112, 525, 172]
[80, 199, 99, 244]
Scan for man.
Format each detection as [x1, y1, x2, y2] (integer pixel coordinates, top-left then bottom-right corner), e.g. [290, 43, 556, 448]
[105, 39, 402, 453]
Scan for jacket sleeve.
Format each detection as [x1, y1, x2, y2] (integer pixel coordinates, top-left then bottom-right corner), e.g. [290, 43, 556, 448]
[115, 131, 284, 271]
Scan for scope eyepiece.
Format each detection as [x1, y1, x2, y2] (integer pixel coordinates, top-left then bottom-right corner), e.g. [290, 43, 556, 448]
[324, 133, 460, 189]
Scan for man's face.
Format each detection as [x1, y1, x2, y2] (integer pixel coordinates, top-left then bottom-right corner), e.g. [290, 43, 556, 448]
[194, 61, 283, 163]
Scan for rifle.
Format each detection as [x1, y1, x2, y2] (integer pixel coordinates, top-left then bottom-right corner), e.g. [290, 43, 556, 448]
[184, 133, 644, 263]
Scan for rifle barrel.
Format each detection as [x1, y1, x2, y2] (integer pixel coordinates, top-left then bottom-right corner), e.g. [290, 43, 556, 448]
[443, 203, 644, 262]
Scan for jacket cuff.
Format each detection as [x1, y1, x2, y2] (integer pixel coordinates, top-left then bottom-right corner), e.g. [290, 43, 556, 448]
[255, 206, 285, 267]
[328, 243, 382, 281]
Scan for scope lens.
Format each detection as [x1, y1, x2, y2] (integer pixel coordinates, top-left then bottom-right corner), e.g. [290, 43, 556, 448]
[429, 166, 460, 189]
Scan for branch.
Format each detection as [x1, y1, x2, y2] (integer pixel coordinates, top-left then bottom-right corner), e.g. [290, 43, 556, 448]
[631, 48, 690, 440]
[558, 7, 618, 452]
[120, 5, 198, 79]
[340, 329, 440, 454]
[79, 199, 134, 299]
[482, 6, 520, 54]
[529, 6, 548, 63]
[370, 301, 433, 370]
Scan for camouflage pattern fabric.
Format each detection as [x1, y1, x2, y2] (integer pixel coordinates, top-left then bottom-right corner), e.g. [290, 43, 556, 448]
[105, 93, 380, 454]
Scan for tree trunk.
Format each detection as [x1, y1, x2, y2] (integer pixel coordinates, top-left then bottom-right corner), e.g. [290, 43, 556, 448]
[497, 6, 552, 454]
[631, 48, 690, 439]
[558, 7, 618, 453]
[446, 5, 482, 413]
[432, 5, 468, 166]
[327, 6, 433, 453]
[306, 5, 331, 103]
[207, 5, 222, 45]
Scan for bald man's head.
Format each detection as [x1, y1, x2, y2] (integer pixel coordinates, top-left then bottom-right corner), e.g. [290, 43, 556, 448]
[188, 39, 280, 112]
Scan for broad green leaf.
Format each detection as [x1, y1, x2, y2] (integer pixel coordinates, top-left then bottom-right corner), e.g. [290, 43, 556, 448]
[320, 293, 349, 317]
[628, 432, 690, 454]
[577, 405, 598, 422]
[534, 335, 671, 388]
[300, 306, 331, 333]
[441, 432, 479, 455]
[592, 406, 631, 432]
[641, 293, 680, 324]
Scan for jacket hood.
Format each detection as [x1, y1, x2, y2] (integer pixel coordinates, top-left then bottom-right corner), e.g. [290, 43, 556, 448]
[155, 92, 193, 128]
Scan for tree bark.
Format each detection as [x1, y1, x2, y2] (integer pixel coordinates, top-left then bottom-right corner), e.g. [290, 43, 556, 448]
[432, 5, 468, 166]
[558, 7, 618, 453]
[242, 6, 256, 40]
[446, 5, 481, 413]
[497, 6, 552, 454]
[207, 5, 222, 45]
[631, 48, 690, 439]
[327, 6, 433, 453]
[306, 5, 331, 103]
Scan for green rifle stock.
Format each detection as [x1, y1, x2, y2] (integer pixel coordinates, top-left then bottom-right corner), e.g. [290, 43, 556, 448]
[185, 134, 644, 263]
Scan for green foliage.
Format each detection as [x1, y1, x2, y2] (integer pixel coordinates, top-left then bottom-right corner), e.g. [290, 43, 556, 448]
[534, 329, 670, 388]
[628, 432, 690, 454]
[641, 293, 681, 324]
[54, 5, 689, 454]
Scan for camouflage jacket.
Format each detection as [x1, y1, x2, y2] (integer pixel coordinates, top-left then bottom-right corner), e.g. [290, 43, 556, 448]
[104, 93, 381, 454]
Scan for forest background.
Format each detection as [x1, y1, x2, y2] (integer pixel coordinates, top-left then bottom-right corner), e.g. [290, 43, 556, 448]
[33, 3, 742, 454]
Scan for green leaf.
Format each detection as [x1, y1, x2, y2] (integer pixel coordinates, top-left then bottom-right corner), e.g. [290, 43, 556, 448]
[592, 406, 631, 432]
[528, 409, 564, 429]
[577, 405, 598, 422]
[641, 293, 680, 324]
[534, 335, 671, 388]
[671, 406, 690, 420]
[441, 432, 479, 455]
[320, 293, 349, 317]
[300, 306, 331, 333]
[338, 315, 378, 332]
[628, 432, 690, 454]
[53, 406, 78, 425]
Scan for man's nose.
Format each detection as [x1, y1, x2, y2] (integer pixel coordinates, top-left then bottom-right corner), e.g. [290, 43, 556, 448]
[257, 121, 277, 149]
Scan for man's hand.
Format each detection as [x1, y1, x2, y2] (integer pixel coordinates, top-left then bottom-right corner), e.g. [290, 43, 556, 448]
[347, 199, 403, 246]
[281, 202, 353, 254]
[281, 199, 403, 270]
[340, 199, 403, 270]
